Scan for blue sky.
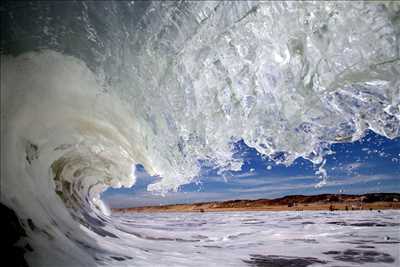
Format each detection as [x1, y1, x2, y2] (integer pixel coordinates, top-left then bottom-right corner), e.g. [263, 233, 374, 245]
[102, 130, 400, 208]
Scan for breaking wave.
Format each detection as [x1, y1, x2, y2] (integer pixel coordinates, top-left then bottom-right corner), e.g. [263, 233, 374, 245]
[1, 1, 399, 266]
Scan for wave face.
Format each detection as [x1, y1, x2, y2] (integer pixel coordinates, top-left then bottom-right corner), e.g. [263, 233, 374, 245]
[1, 1, 399, 266]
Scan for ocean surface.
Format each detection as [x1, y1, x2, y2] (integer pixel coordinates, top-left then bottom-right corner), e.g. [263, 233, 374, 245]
[82, 210, 400, 267]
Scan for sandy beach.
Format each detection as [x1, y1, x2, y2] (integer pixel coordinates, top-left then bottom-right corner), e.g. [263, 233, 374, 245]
[113, 193, 400, 213]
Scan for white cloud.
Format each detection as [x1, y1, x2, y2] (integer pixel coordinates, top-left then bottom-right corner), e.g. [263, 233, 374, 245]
[103, 191, 232, 208]
[337, 162, 366, 174]
[227, 182, 315, 194]
[324, 174, 398, 187]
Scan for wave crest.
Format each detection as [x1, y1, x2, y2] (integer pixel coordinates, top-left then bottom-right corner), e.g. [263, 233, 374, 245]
[1, 2, 399, 266]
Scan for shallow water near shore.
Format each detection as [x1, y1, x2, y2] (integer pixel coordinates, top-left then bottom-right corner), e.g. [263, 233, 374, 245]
[83, 210, 400, 267]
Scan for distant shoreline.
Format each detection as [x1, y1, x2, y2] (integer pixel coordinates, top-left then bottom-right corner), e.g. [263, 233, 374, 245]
[112, 193, 400, 213]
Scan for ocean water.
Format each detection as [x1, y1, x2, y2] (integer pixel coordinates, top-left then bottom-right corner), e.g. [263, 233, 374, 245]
[1, 2, 399, 266]
[82, 210, 400, 267]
